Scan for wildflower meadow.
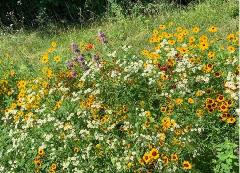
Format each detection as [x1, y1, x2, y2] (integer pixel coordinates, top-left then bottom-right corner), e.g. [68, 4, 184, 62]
[0, 0, 239, 173]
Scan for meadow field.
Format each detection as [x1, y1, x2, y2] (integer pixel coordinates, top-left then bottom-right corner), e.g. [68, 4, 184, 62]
[0, 0, 239, 172]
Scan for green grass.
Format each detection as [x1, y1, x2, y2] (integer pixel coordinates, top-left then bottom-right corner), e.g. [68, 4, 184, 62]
[0, 0, 238, 78]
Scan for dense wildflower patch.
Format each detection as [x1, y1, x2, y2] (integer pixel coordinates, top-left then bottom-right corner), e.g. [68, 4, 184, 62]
[0, 24, 239, 172]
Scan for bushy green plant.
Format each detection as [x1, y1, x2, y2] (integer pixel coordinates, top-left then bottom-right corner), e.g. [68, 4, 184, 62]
[213, 138, 238, 173]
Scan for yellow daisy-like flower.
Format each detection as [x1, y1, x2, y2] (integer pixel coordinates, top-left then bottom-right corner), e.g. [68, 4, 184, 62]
[38, 148, 45, 157]
[159, 25, 166, 30]
[54, 56, 61, 62]
[196, 109, 204, 117]
[188, 36, 195, 43]
[227, 46, 235, 53]
[159, 133, 166, 141]
[51, 41, 57, 48]
[41, 54, 49, 63]
[226, 34, 235, 41]
[46, 69, 53, 78]
[150, 148, 159, 159]
[168, 39, 176, 45]
[188, 98, 194, 104]
[192, 26, 200, 33]
[17, 80, 27, 89]
[143, 153, 152, 164]
[208, 26, 217, 33]
[208, 51, 215, 59]
[175, 98, 183, 105]
[199, 42, 209, 51]
[227, 117, 236, 124]
[183, 161, 192, 170]
[176, 27, 183, 32]
[171, 153, 178, 161]
[145, 111, 151, 117]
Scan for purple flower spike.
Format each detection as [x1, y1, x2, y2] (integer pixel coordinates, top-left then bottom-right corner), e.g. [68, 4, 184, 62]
[70, 43, 80, 54]
[98, 30, 107, 44]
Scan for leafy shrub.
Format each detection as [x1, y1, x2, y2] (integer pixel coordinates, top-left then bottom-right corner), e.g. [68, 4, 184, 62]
[0, 0, 198, 27]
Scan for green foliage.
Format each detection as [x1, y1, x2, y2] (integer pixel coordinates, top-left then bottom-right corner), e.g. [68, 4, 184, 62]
[213, 139, 238, 173]
[0, 0, 201, 27]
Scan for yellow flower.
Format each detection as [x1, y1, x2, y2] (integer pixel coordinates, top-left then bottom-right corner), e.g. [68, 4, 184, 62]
[38, 148, 45, 157]
[226, 34, 235, 41]
[127, 162, 132, 168]
[160, 106, 167, 113]
[54, 100, 62, 110]
[46, 69, 53, 78]
[196, 109, 204, 117]
[17, 80, 27, 89]
[50, 163, 57, 171]
[143, 153, 152, 164]
[159, 25, 166, 30]
[196, 90, 204, 96]
[175, 98, 183, 105]
[54, 56, 61, 62]
[171, 153, 178, 161]
[41, 54, 49, 63]
[227, 46, 235, 53]
[188, 36, 195, 43]
[74, 147, 80, 153]
[150, 148, 159, 159]
[227, 117, 236, 124]
[142, 49, 149, 56]
[168, 39, 176, 45]
[192, 27, 200, 33]
[95, 144, 101, 149]
[208, 51, 215, 59]
[208, 26, 217, 33]
[159, 133, 166, 141]
[183, 161, 192, 170]
[162, 155, 169, 165]
[162, 117, 171, 129]
[188, 98, 194, 104]
[145, 111, 151, 117]
[176, 27, 183, 32]
[51, 41, 57, 48]
[200, 35, 208, 42]
[199, 42, 209, 51]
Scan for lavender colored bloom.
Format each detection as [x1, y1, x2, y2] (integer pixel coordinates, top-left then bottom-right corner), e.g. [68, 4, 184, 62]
[71, 71, 77, 78]
[75, 55, 89, 71]
[75, 55, 85, 63]
[98, 30, 107, 44]
[66, 60, 74, 70]
[92, 55, 100, 67]
[70, 43, 80, 54]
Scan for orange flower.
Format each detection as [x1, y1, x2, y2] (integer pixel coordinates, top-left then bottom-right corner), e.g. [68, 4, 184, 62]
[85, 43, 94, 50]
